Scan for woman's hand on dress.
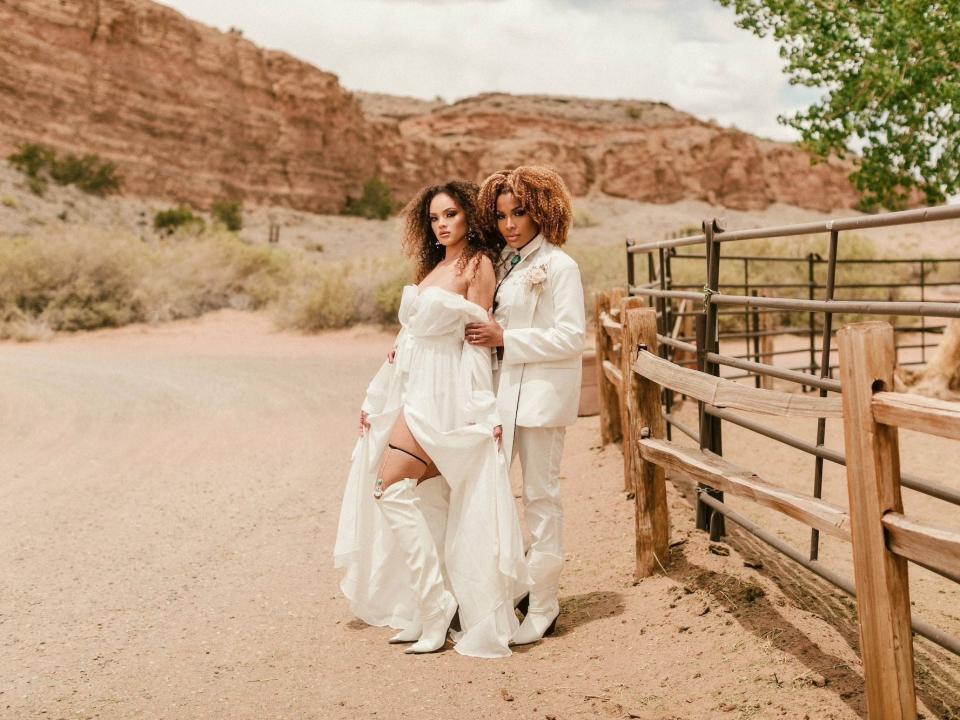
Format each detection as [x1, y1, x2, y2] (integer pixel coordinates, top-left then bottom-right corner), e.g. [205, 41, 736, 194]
[387, 348, 396, 364]
[493, 424, 503, 450]
[465, 311, 504, 348]
[359, 410, 370, 437]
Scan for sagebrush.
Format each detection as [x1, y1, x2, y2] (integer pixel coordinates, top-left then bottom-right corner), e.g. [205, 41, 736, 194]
[7, 143, 121, 196]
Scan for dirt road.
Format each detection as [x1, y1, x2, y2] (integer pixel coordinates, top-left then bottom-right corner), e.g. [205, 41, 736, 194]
[2, 312, 956, 719]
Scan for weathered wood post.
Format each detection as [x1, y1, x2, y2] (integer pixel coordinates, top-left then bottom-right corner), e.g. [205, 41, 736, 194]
[838, 321, 917, 720]
[626, 307, 670, 579]
[594, 290, 621, 446]
[620, 296, 647, 491]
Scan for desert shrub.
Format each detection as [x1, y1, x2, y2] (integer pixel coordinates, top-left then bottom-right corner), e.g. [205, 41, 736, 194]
[7, 143, 121, 196]
[0, 229, 292, 339]
[374, 263, 412, 322]
[344, 177, 396, 220]
[304, 241, 325, 253]
[7, 144, 55, 178]
[211, 200, 243, 231]
[27, 177, 48, 196]
[1, 197, 16, 208]
[274, 255, 411, 331]
[154, 207, 204, 235]
[49, 153, 122, 195]
[0, 232, 147, 336]
[275, 264, 358, 331]
[625, 106, 642, 120]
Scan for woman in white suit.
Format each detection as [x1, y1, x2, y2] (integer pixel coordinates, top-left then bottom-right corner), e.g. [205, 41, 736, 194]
[466, 166, 586, 645]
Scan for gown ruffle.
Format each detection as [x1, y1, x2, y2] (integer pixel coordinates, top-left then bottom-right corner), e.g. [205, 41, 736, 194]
[334, 285, 531, 658]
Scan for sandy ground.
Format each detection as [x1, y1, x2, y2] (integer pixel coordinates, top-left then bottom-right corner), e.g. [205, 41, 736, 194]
[2, 311, 959, 719]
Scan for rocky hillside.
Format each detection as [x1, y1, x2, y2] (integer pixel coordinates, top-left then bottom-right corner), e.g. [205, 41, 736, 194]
[0, 0, 861, 213]
[363, 92, 860, 211]
[0, 0, 377, 213]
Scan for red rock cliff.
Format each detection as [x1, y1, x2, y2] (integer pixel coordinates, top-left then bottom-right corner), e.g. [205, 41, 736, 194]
[0, 0, 861, 213]
[0, 0, 377, 212]
[363, 93, 861, 212]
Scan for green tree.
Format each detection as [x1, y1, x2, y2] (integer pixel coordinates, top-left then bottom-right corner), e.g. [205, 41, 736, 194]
[344, 177, 397, 220]
[717, 1, 960, 209]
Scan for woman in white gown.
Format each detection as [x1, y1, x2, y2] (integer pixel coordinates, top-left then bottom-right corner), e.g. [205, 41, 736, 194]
[334, 180, 530, 657]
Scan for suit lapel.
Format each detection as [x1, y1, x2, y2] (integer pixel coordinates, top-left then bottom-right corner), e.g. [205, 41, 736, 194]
[506, 244, 548, 332]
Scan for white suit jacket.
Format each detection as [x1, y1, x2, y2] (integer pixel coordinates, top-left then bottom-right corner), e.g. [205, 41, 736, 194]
[493, 236, 586, 461]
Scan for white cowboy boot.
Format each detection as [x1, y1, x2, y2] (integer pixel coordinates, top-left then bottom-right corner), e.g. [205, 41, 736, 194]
[377, 479, 457, 654]
[510, 554, 562, 645]
[388, 476, 450, 644]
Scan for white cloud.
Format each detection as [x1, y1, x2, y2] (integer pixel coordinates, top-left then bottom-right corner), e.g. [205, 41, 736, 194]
[159, 0, 818, 141]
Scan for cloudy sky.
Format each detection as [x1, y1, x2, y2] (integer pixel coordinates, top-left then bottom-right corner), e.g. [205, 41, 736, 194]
[160, 0, 821, 142]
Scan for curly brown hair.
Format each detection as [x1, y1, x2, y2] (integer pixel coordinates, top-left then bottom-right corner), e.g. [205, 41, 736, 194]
[477, 166, 573, 246]
[402, 180, 504, 282]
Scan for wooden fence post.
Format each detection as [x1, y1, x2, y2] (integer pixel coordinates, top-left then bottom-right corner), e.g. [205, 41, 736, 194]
[627, 307, 670, 579]
[594, 291, 621, 445]
[620, 296, 647, 491]
[838, 321, 917, 720]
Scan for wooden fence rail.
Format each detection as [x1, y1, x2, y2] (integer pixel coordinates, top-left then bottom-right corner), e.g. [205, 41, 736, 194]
[594, 290, 960, 720]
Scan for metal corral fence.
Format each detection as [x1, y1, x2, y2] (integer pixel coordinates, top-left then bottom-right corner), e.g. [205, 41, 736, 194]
[593, 203, 960, 720]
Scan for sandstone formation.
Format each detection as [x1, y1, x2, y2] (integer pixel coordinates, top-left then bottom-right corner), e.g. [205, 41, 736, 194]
[363, 93, 861, 212]
[0, 0, 861, 213]
[0, 0, 377, 213]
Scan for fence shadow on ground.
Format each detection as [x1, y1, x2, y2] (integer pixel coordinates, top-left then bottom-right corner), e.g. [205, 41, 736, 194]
[557, 589, 627, 636]
[668, 473, 960, 720]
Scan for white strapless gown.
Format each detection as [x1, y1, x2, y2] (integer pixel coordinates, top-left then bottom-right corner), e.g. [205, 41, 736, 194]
[334, 285, 531, 658]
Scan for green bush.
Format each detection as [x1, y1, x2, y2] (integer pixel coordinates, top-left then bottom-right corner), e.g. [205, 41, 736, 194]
[211, 200, 243, 231]
[154, 207, 204, 235]
[7, 143, 121, 196]
[344, 177, 396, 220]
[8, 144, 55, 178]
[49, 153, 122, 195]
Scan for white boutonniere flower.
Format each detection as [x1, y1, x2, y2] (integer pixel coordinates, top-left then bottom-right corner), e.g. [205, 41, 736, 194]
[525, 264, 548, 293]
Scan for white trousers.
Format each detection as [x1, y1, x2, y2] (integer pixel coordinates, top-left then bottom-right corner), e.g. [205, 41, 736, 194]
[513, 425, 566, 612]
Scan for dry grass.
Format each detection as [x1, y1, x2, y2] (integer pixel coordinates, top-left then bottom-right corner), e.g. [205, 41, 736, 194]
[0, 225, 413, 340]
[3, 220, 948, 341]
[0, 226, 291, 340]
[273, 256, 411, 332]
[0, 222, 626, 340]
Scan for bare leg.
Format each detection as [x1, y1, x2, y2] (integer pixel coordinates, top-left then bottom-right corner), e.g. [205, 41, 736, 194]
[376, 412, 434, 497]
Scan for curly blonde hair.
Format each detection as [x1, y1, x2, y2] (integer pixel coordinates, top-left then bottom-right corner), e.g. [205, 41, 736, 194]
[477, 166, 573, 246]
[401, 180, 502, 283]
